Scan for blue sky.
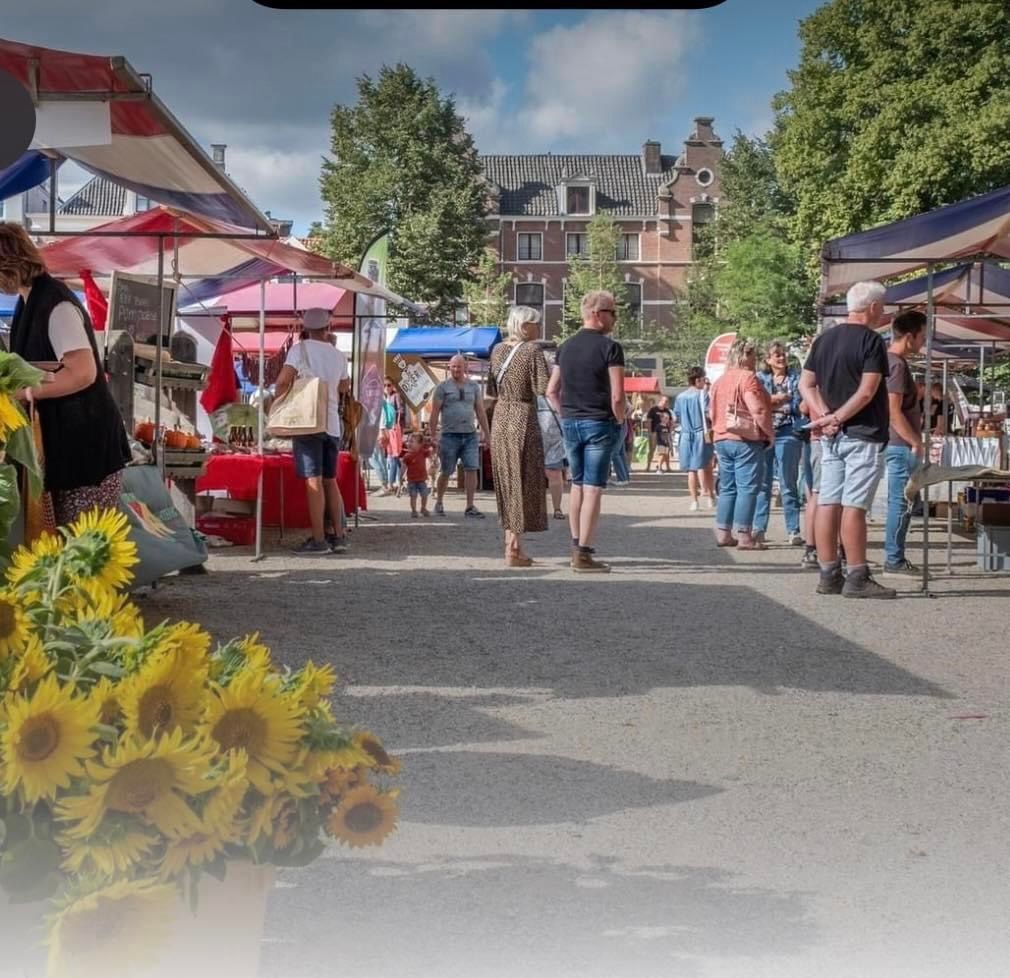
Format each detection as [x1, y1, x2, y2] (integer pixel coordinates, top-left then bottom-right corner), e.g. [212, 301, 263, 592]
[7, 2, 824, 232]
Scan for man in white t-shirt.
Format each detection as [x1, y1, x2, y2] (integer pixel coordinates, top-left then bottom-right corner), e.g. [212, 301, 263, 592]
[274, 307, 349, 555]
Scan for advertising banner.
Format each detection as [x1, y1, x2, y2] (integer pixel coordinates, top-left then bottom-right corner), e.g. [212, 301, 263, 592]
[354, 233, 390, 459]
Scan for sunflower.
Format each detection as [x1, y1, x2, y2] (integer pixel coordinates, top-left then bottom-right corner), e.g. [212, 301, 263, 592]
[66, 508, 138, 592]
[0, 588, 30, 657]
[244, 790, 301, 850]
[164, 621, 212, 661]
[10, 634, 52, 692]
[325, 784, 399, 848]
[0, 673, 100, 803]
[293, 661, 336, 708]
[6, 531, 62, 591]
[157, 752, 247, 880]
[88, 677, 121, 727]
[0, 392, 27, 440]
[321, 764, 367, 802]
[119, 644, 207, 739]
[46, 879, 176, 978]
[58, 728, 214, 839]
[63, 580, 144, 639]
[60, 818, 158, 877]
[353, 730, 402, 776]
[202, 668, 304, 794]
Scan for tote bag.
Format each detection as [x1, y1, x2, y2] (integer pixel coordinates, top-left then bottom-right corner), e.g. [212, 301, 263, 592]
[267, 376, 328, 437]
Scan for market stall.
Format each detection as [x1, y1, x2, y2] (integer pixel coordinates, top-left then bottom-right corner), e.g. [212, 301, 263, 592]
[821, 191, 1010, 589]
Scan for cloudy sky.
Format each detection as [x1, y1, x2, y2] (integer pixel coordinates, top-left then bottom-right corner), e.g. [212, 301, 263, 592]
[7, 1, 821, 234]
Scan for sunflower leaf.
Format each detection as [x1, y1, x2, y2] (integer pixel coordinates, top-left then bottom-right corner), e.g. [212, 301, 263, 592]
[0, 353, 43, 394]
[0, 464, 19, 548]
[89, 662, 125, 678]
[3, 424, 41, 499]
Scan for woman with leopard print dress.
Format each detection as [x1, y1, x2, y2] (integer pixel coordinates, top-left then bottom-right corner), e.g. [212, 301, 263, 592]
[487, 306, 550, 567]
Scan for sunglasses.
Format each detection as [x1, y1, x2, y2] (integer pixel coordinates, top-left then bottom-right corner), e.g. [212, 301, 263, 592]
[597, 307, 617, 315]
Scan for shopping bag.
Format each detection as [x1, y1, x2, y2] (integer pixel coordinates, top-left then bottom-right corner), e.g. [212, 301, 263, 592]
[266, 377, 328, 437]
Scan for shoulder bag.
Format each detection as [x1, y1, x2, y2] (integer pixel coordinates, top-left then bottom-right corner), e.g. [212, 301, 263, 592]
[724, 379, 762, 442]
[267, 347, 329, 437]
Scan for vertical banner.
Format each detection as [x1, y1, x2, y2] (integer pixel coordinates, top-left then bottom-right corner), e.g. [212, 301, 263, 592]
[354, 232, 390, 459]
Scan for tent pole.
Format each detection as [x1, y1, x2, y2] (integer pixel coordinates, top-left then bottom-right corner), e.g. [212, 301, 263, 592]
[941, 357, 949, 573]
[921, 263, 935, 596]
[48, 157, 56, 234]
[154, 236, 165, 478]
[351, 302, 360, 531]
[253, 278, 266, 562]
[979, 346, 985, 412]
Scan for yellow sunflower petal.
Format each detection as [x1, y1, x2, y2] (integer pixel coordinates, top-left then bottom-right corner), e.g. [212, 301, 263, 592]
[65, 508, 138, 592]
[352, 731, 402, 775]
[0, 588, 30, 657]
[6, 531, 62, 592]
[119, 645, 208, 739]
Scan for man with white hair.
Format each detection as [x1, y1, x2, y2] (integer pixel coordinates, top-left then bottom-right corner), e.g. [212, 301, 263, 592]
[429, 353, 492, 518]
[546, 289, 626, 573]
[800, 280, 895, 599]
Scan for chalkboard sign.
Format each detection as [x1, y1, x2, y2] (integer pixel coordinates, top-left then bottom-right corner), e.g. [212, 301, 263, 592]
[108, 271, 177, 344]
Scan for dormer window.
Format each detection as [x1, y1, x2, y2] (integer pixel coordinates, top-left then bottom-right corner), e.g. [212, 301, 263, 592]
[557, 175, 596, 216]
[566, 185, 590, 215]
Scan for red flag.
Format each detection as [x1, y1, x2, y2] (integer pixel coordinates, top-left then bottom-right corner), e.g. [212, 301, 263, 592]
[200, 321, 239, 415]
[80, 268, 108, 331]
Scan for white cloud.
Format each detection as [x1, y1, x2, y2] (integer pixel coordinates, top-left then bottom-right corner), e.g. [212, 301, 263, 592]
[520, 11, 698, 148]
[458, 79, 512, 153]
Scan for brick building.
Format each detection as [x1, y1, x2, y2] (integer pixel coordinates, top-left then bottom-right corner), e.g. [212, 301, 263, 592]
[480, 117, 723, 339]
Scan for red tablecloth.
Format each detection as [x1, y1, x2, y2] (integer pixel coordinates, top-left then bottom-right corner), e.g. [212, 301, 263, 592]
[197, 452, 366, 530]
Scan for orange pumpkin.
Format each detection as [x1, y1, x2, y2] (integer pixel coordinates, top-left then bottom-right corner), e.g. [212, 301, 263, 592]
[185, 433, 202, 450]
[134, 419, 155, 444]
[165, 428, 189, 450]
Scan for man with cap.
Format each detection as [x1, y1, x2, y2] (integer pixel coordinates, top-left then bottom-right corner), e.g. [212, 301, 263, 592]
[273, 307, 350, 554]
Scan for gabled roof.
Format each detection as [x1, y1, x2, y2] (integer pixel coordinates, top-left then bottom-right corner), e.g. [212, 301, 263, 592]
[481, 154, 682, 216]
[60, 175, 126, 216]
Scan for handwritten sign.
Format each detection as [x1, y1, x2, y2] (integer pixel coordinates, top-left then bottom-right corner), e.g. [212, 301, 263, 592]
[386, 352, 438, 411]
[108, 271, 177, 343]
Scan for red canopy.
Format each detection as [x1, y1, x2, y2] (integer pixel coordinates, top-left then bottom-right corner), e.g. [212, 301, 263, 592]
[624, 376, 661, 394]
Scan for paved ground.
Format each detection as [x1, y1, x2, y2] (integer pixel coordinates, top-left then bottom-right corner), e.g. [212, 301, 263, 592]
[146, 473, 1010, 978]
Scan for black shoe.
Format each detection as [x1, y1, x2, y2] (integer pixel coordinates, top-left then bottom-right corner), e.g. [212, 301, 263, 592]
[464, 506, 485, 519]
[883, 559, 918, 577]
[816, 568, 845, 595]
[327, 533, 349, 553]
[842, 571, 897, 599]
[292, 537, 330, 556]
[801, 548, 819, 570]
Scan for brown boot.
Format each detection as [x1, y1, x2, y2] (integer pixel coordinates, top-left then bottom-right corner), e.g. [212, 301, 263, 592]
[571, 549, 611, 573]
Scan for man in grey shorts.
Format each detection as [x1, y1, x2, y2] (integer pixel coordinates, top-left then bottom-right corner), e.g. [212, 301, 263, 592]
[801, 281, 896, 599]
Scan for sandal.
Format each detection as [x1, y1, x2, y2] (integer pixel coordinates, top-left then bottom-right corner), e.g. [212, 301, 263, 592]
[553, 510, 565, 520]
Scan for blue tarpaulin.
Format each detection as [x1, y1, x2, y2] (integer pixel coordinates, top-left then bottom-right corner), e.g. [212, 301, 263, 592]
[388, 326, 502, 359]
[1, 289, 86, 319]
[0, 151, 50, 202]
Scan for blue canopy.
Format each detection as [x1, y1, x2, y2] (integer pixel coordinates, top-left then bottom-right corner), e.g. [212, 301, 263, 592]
[388, 326, 502, 359]
[0, 151, 51, 202]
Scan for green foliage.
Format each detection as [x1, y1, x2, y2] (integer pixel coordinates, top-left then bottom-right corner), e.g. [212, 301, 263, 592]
[463, 250, 513, 327]
[560, 215, 629, 339]
[318, 63, 489, 320]
[0, 464, 19, 552]
[713, 229, 814, 339]
[772, 0, 1010, 272]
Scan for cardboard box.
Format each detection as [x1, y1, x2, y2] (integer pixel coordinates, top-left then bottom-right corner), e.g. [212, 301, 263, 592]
[212, 497, 255, 517]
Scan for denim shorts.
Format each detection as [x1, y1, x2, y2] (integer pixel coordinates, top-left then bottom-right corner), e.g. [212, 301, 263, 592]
[439, 431, 480, 472]
[561, 418, 619, 488]
[293, 433, 340, 479]
[819, 433, 884, 510]
[408, 480, 430, 498]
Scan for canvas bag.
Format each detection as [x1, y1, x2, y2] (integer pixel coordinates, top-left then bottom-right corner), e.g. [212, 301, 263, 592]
[267, 345, 329, 437]
[725, 378, 762, 441]
[496, 343, 564, 464]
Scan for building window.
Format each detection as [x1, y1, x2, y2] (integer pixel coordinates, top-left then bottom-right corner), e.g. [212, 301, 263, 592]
[617, 233, 640, 262]
[566, 185, 590, 215]
[624, 283, 643, 334]
[566, 232, 589, 257]
[515, 283, 544, 318]
[692, 202, 716, 260]
[135, 195, 153, 212]
[517, 232, 543, 262]
[696, 168, 714, 187]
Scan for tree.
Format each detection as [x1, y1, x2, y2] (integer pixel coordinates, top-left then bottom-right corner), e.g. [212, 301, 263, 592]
[318, 64, 489, 320]
[713, 230, 814, 339]
[717, 132, 794, 244]
[772, 0, 1010, 270]
[560, 215, 629, 339]
[462, 249, 513, 327]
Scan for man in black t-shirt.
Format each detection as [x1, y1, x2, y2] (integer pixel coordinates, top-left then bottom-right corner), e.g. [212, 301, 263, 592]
[801, 281, 895, 599]
[644, 396, 673, 472]
[546, 289, 625, 573]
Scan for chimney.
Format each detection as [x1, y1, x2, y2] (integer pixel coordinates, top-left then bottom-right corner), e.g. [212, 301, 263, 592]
[211, 144, 227, 171]
[692, 117, 716, 142]
[642, 140, 662, 175]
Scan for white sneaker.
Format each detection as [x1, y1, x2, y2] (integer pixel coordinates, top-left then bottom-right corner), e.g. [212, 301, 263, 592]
[689, 500, 700, 512]
[705, 496, 715, 510]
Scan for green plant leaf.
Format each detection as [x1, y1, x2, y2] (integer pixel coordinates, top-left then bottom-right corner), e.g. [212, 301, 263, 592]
[0, 464, 20, 549]
[0, 837, 62, 895]
[0, 353, 43, 395]
[3, 423, 41, 499]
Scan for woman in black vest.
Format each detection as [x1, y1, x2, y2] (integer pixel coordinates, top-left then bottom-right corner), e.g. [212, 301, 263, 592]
[0, 223, 130, 526]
